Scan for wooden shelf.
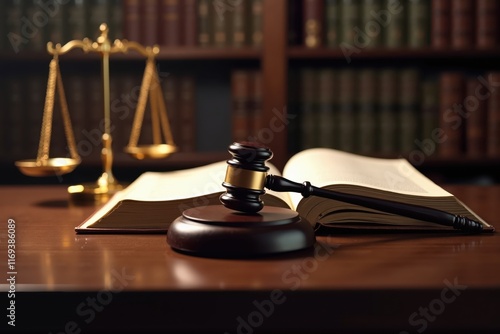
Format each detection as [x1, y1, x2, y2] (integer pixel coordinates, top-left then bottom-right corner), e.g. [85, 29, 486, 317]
[288, 47, 500, 60]
[0, 47, 262, 62]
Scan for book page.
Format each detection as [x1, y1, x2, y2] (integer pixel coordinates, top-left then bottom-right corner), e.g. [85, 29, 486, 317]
[283, 148, 452, 209]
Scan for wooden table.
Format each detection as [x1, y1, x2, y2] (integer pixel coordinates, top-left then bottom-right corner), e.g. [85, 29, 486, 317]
[1, 185, 499, 333]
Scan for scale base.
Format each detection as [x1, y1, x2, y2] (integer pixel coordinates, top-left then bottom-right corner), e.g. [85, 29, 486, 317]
[167, 205, 316, 258]
[68, 182, 123, 204]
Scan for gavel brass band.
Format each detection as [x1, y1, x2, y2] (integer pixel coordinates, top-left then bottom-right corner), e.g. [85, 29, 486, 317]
[224, 165, 267, 191]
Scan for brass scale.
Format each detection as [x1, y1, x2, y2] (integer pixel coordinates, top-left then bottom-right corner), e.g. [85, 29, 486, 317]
[15, 24, 177, 202]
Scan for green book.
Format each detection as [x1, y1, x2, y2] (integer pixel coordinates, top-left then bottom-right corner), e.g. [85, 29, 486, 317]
[338, 69, 357, 152]
[378, 69, 398, 154]
[408, 0, 430, 48]
[420, 79, 438, 149]
[384, 0, 405, 47]
[66, 0, 87, 42]
[361, 0, 382, 47]
[340, 0, 360, 46]
[198, 0, 212, 46]
[318, 69, 338, 148]
[300, 69, 319, 150]
[399, 69, 420, 154]
[358, 69, 377, 154]
[109, 0, 123, 41]
[325, 0, 340, 47]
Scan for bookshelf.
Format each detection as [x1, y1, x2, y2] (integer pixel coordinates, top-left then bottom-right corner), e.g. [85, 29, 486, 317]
[0, 0, 499, 185]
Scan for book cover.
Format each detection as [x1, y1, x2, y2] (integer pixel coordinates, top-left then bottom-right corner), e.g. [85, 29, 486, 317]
[399, 69, 420, 154]
[487, 72, 500, 158]
[340, 0, 359, 47]
[451, 0, 475, 49]
[384, 0, 405, 47]
[65, 0, 87, 43]
[361, 0, 382, 48]
[358, 69, 377, 154]
[198, 0, 211, 46]
[160, 0, 180, 46]
[407, 0, 430, 48]
[182, 0, 198, 46]
[338, 69, 357, 152]
[303, 0, 324, 48]
[251, 0, 263, 47]
[300, 68, 319, 149]
[142, 0, 160, 46]
[318, 69, 337, 148]
[465, 77, 487, 157]
[231, 70, 252, 142]
[431, 0, 450, 48]
[378, 69, 398, 154]
[476, 0, 498, 48]
[439, 72, 465, 157]
[123, 0, 141, 43]
[88, 0, 109, 40]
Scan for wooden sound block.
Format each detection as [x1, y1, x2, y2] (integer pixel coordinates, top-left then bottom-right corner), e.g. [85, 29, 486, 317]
[167, 205, 316, 257]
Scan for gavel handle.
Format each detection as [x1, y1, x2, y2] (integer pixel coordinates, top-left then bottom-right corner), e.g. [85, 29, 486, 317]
[265, 175, 483, 233]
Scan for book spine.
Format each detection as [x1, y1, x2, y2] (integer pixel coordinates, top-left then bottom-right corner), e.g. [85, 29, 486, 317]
[198, 0, 211, 47]
[5, 0, 24, 53]
[420, 79, 439, 154]
[487, 72, 500, 158]
[465, 77, 487, 157]
[383, 0, 405, 48]
[160, 0, 180, 46]
[318, 69, 337, 148]
[67, 75, 87, 159]
[142, 0, 159, 46]
[431, 0, 450, 48]
[251, 0, 263, 47]
[288, 0, 302, 46]
[340, 0, 359, 47]
[338, 69, 357, 152]
[162, 74, 179, 145]
[378, 69, 398, 154]
[232, 0, 248, 47]
[303, 0, 324, 48]
[0, 2, 5, 51]
[358, 69, 377, 154]
[23, 1, 45, 51]
[439, 72, 465, 157]
[88, 0, 109, 40]
[325, 0, 339, 48]
[476, 0, 499, 48]
[399, 69, 420, 154]
[26, 75, 45, 159]
[231, 70, 252, 142]
[250, 70, 263, 138]
[182, 0, 198, 46]
[287, 70, 301, 153]
[65, 0, 87, 43]
[179, 76, 196, 152]
[109, 0, 124, 41]
[450, 0, 475, 49]
[123, 0, 142, 43]
[300, 69, 319, 149]
[213, 1, 229, 47]
[407, 0, 430, 48]
[361, 0, 382, 48]
[7, 76, 25, 160]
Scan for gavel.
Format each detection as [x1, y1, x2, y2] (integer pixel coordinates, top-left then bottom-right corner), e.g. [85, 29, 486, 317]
[167, 142, 483, 257]
[219, 142, 483, 233]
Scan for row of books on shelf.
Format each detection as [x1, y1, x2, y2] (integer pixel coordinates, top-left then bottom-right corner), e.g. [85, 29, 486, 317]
[287, 68, 500, 159]
[292, 0, 500, 49]
[0, 72, 196, 163]
[0, 0, 263, 53]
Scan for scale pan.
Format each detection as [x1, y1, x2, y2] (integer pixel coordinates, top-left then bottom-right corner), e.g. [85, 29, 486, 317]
[15, 158, 80, 177]
[124, 144, 178, 160]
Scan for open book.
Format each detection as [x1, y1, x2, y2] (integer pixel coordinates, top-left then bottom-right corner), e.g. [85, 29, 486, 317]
[76, 148, 494, 233]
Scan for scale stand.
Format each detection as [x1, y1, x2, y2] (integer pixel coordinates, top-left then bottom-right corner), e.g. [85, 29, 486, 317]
[15, 24, 178, 204]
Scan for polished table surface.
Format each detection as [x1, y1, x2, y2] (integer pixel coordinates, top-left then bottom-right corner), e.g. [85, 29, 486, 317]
[1, 185, 500, 333]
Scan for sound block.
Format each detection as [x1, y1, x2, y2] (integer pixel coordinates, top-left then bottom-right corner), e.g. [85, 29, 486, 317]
[167, 205, 316, 257]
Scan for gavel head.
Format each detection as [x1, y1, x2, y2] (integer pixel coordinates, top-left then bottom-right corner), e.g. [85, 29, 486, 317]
[220, 142, 272, 213]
